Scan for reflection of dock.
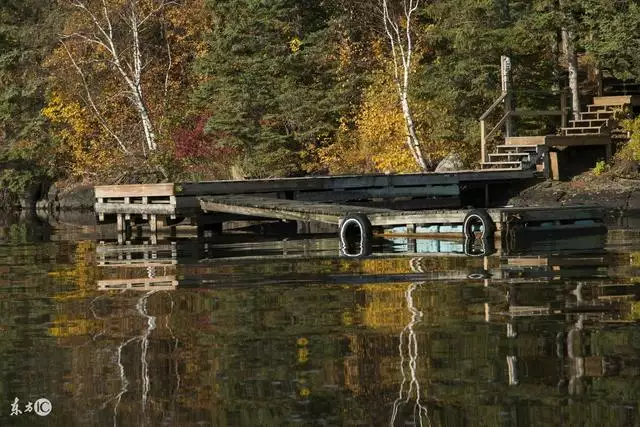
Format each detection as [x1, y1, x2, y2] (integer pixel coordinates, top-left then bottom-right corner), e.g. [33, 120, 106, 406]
[97, 242, 179, 266]
[98, 276, 178, 291]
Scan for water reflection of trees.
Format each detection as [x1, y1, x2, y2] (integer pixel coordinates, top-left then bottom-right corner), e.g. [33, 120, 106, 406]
[390, 282, 430, 427]
[36, 244, 640, 426]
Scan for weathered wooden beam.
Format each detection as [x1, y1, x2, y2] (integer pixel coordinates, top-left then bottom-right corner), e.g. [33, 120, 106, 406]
[179, 174, 460, 196]
[95, 203, 176, 215]
[367, 209, 502, 228]
[500, 206, 605, 222]
[200, 195, 391, 225]
[95, 183, 175, 198]
[295, 185, 459, 202]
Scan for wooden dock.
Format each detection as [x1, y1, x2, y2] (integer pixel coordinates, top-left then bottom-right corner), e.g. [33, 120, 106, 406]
[93, 170, 610, 253]
[94, 169, 535, 225]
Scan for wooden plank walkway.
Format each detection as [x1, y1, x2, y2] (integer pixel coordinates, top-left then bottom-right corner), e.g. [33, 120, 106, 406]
[200, 194, 605, 231]
[199, 195, 393, 225]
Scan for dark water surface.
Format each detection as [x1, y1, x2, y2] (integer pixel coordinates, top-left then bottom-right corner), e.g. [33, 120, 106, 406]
[1, 219, 640, 426]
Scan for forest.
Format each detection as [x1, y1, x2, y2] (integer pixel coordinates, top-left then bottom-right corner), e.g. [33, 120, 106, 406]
[2, 0, 640, 200]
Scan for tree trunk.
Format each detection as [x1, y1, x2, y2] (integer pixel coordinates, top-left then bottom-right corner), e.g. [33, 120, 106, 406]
[400, 95, 428, 170]
[382, 0, 429, 172]
[562, 27, 580, 119]
[133, 89, 157, 152]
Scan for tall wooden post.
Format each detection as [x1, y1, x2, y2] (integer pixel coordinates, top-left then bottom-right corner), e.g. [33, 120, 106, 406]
[560, 89, 568, 129]
[480, 120, 487, 164]
[501, 56, 513, 137]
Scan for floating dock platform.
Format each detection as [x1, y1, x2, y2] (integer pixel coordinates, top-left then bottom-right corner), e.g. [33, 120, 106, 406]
[93, 170, 606, 252]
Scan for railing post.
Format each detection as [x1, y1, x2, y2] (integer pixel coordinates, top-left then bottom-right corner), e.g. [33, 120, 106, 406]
[480, 120, 487, 164]
[501, 56, 513, 137]
[561, 89, 568, 129]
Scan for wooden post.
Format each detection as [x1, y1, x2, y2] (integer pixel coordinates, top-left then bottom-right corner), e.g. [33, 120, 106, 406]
[605, 143, 612, 162]
[116, 214, 124, 233]
[560, 89, 566, 126]
[149, 214, 158, 244]
[501, 56, 513, 137]
[480, 120, 487, 164]
[407, 238, 417, 253]
[149, 214, 157, 232]
[595, 67, 603, 97]
[484, 256, 490, 289]
[550, 151, 560, 181]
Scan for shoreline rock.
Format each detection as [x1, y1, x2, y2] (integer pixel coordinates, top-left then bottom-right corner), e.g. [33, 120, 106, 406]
[508, 176, 640, 210]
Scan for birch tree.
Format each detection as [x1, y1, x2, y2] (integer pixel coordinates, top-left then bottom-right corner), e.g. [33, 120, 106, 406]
[559, 0, 580, 120]
[382, 0, 430, 171]
[60, 0, 175, 155]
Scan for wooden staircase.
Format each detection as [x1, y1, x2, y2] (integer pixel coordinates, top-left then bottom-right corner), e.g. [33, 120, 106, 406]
[481, 96, 634, 171]
[560, 97, 623, 136]
[482, 141, 541, 170]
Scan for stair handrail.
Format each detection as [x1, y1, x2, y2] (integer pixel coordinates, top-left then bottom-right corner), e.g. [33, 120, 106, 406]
[479, 91, 509, 163]
[479, 92, 509, 121]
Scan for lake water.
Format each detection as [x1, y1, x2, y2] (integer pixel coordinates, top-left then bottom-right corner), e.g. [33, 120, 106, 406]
[1, 216, 640, 426]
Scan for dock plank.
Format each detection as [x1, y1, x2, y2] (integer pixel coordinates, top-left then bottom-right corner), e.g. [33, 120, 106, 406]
[95, 202, 176, 215]
[499, 206, 605, 222]
[95, 183, 175, 198]
[182, 174, 460, 196]
[368, 209, 502, 228]
[200, 195, 392, 224]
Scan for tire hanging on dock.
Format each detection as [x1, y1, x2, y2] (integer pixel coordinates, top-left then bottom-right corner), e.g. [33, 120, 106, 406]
[463, 208, 496, 240]
[463, 235, 495, 257]
[339, 213, 373, 257]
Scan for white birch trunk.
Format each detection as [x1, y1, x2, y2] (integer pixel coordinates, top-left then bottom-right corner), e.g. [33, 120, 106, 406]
[382, 0, 430, 171]
[561, 27, 580, 119]
[66, 0, 163, 154]
[400, 96, 428, 170]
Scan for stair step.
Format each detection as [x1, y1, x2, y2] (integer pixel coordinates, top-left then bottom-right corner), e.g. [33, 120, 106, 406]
[593, 95, 635, 106]
[481, 161, 523, 170]
[569, 119, 608, 127]
[562, 127, 605, 135]
[496, 144, 538, 153]
[579, 111, 614, 120]
[489, 153, 531, 161]
[504, 136, 546, 146]
[587, 104, 624, 113]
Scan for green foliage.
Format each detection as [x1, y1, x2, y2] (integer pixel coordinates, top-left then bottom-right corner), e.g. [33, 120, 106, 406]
[194, 0, 356, 177]
[2, 0, 640, 187]
[0, 0, 61, 199]
[620, 116, 640, 162]
[593, 160, 607, 176]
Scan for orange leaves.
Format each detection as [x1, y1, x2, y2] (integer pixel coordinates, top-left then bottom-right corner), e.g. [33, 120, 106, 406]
[42, 92, 120, 178]
[316, 69, 420, 175]
[355, 71, 419, 173]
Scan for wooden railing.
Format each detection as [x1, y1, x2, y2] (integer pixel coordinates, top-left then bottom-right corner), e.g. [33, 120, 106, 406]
[479, 90, 569, 163]
[480, 91, 510, 163]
